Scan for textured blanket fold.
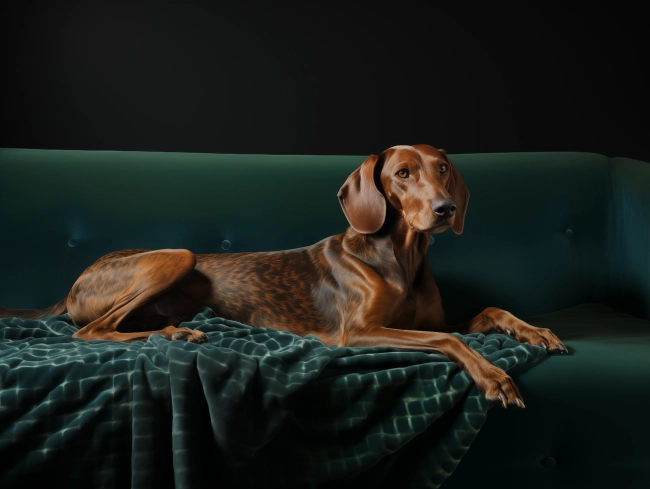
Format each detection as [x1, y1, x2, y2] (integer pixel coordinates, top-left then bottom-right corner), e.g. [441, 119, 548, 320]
[0, 309, 546, 489]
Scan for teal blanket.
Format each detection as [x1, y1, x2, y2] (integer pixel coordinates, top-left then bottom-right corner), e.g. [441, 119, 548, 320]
[0, 309, 546, 489]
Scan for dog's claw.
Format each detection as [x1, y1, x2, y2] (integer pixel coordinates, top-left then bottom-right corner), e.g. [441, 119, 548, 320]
[515, 398, 525, 409]
[549, 343, 568, 354]
[498, 394, 508, 409]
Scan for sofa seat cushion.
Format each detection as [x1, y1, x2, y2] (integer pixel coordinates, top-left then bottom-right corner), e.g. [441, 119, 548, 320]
[444, 303, 650, 489]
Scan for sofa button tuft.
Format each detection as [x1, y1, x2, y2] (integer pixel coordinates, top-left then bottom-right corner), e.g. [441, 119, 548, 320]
[68, 238, 77, 248]
[541, 456, 557, 468]
[429, 236, 435, 246]
[564, 229, 574, 239]
[221, 240, 231, 251]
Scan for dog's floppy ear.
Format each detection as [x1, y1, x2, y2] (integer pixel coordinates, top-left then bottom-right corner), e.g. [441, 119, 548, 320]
[337, 154, 386, 234]
[441, 150, 469, 235]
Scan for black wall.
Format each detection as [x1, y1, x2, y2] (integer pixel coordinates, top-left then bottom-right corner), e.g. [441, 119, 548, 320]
[2, 1, 648, 160]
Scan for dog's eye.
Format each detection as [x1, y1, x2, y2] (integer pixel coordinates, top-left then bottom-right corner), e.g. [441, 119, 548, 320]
[397, 169, 410, 178]
[440, 164, 448, 174]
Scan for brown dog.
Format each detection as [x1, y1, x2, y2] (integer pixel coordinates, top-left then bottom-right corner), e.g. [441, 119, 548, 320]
[0, 144, 567, 408]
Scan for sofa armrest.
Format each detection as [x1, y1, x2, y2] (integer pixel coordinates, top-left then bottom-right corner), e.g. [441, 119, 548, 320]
[607, 157, 650, 320]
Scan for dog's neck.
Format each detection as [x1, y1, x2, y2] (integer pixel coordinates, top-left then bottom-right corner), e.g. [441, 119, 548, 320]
[342, 209, 428, 286]
[385, 211, 429, 284]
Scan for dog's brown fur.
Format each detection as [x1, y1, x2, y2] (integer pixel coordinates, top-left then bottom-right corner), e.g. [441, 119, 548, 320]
[0, 144, 567, 408]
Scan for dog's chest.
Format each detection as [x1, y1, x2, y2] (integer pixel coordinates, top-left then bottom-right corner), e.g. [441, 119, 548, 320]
[386, 287, 418, 329]
[373, 267, 420, 328]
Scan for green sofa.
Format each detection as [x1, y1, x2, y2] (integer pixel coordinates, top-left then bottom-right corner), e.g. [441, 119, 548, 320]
[0, 149, 648, 488]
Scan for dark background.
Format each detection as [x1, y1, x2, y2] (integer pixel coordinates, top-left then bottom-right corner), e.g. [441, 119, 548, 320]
[1, 0, 648, 160]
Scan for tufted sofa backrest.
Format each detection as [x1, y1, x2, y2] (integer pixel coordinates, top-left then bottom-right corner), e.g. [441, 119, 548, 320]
[0, 149, 645, 323]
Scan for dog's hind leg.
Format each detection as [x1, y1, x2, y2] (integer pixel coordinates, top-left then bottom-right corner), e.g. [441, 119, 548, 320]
[70, 249, 207, 343]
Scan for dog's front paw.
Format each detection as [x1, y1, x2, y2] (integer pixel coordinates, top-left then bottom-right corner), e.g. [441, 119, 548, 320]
[475, 364, 525, 409]
[505, 325, 567, 354]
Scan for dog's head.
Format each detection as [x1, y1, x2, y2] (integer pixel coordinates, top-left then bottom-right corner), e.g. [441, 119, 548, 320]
[337, 144, 469, 235]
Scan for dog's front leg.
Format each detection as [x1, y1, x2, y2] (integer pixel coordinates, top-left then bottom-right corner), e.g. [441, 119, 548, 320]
[346, 327, 525, 408]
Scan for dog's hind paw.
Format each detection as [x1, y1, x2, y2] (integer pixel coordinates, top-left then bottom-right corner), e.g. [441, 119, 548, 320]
[170, 328, 209, 344]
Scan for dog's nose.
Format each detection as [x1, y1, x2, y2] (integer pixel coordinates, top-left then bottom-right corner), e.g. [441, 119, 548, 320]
[432, 199, 457, 218]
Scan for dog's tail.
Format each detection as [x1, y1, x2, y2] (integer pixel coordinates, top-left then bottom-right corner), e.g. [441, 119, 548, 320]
[0, 298, 68, 319]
